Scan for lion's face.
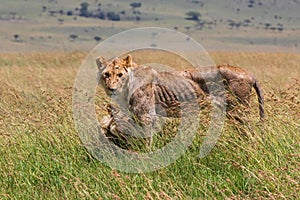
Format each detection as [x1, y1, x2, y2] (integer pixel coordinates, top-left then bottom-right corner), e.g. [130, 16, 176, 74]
[96, 55, 132, 95]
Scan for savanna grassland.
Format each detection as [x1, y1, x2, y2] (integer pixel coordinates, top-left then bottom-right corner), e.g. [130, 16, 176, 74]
[2, 0, 300, 53]
[0, 51, 299, 199]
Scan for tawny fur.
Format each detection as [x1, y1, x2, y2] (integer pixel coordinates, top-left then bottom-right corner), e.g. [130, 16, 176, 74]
[97, 55, 264, 148]
[97, 55, 202, 148]
[178, 65, 264, 120]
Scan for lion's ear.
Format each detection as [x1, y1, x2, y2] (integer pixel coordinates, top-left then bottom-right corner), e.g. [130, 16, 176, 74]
[96, 56, 106, 71]
[124, 54, 132, 68]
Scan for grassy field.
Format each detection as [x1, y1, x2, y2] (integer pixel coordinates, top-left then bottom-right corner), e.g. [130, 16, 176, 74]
[1, 0, 300, 52]
[0, 51, 299, 199]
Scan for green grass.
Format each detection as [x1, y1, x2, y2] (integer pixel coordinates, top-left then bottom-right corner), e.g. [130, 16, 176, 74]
[0, 52, 299, 199]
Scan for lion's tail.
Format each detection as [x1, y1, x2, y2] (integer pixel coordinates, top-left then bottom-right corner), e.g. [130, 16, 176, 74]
[253, 80, 264, 121]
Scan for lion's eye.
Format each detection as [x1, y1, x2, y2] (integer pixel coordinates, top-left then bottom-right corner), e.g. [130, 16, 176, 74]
[117, 73, 123, 78]
[104, 72, 110, 78]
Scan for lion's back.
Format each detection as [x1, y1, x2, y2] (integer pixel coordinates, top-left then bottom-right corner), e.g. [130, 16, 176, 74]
[128, 67, 202, 117]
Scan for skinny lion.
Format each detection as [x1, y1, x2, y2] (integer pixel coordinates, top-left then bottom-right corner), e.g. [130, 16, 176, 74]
[97, 55, 203, 147]
[97, 55, 264, 148]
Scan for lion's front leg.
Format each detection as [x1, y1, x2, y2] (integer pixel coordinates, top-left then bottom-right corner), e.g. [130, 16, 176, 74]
[100, 105, 131, 144]
[100, 104, 152, 150]
[99, 115, 113, 136]
[129, 84, 157, 150]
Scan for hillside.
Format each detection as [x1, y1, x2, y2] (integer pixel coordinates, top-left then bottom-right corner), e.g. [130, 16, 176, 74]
[0, 0, 300, 52]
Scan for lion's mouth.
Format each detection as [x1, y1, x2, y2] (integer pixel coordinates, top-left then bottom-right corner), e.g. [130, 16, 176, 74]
[108, 88, 117, 93]
[106, 88, 120, 95]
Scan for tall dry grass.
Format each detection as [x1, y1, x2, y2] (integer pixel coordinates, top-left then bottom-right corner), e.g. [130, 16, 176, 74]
[0, 51, 299, 199]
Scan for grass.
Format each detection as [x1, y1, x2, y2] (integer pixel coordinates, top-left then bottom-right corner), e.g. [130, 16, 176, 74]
[0, 51, 299, 199]
[1, 0, 300, 52]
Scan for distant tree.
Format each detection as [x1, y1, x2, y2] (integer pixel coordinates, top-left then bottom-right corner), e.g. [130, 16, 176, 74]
[244, 19, 251, 26]
[13, 34, 19, 42]
[42, 6, 47, 12]
[94, 36, 101, 42]
[69, 34, 78, 41]
[80, 2, 89, 10]
[130, 2, 142, 9]
[277, 27, 283, 32]
[265, 23, 271, 30]
[133, 10, 141, 15]
[97, 11, 105, 19]
[228, 21, 235, 29]
[48, 10, 56, 16]
[79, 2, 90, 17]
[107, 12, 120, 21]
[185, 11, 201, 21]
[66, 10, 73, 16]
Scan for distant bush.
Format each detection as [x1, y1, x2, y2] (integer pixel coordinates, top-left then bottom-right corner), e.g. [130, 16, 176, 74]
[42, 6, 47, 12]
[96, 11, 105, 20]
[13, 34, 20, 42]
[107, 12, 120, 21]
[79, 2, 91, 17]
[94, 36, 102, 42]
[63, 1, 145, 22]
[185, 11, 201, 21]
[66, 11, 73, 16]
[130, 2, 142, 9]
[69, 34, 78, 41]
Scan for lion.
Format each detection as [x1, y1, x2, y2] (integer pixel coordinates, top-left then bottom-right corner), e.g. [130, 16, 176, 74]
[97, 55, 203, 148]
[178, 65, 264, 121]
[97, 55, 264, 149]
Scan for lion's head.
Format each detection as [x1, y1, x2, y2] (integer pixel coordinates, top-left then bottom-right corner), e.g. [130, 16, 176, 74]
[96, 55, 133, 95]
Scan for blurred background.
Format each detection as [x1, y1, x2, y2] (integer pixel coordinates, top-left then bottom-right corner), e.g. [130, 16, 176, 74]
[1, 0, 300, 53]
